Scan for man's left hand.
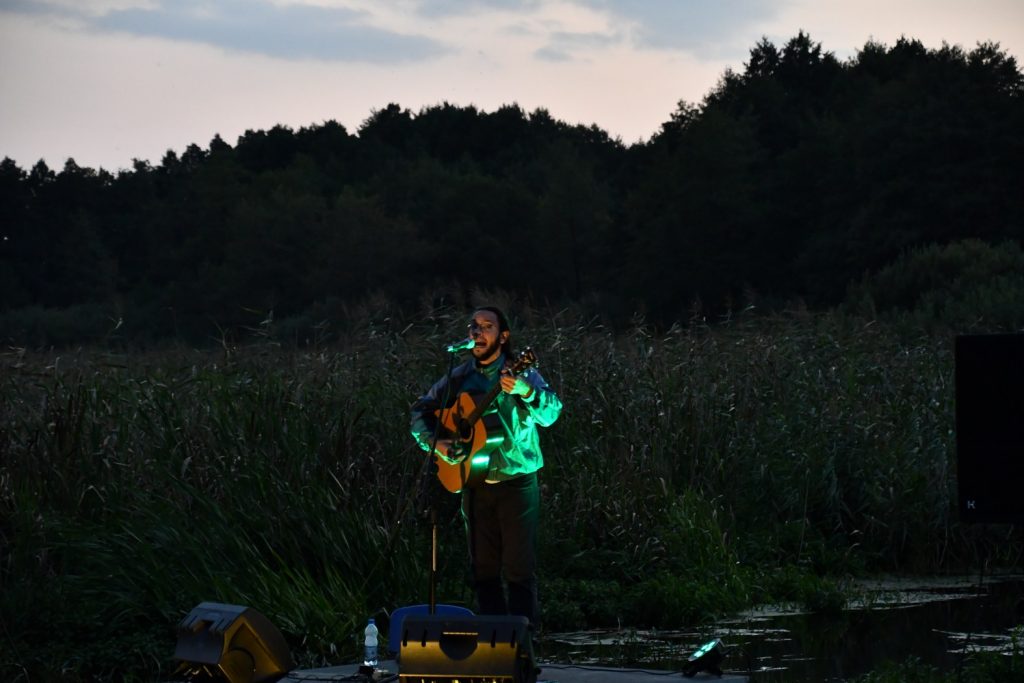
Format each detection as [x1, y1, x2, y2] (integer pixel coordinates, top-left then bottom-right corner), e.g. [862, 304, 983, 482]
[500, 373, 533, 398]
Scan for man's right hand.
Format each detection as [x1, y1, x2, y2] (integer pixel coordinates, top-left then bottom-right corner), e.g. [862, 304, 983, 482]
[434, 439, 465, 465]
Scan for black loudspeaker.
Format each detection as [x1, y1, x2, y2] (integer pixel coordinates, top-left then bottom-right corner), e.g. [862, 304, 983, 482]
[399, 615, 536, 683]
[173, 602, 294, 683]
[955, 334, 1024, 523]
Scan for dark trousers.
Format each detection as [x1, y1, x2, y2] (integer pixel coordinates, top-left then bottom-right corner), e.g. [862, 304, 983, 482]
[461, 472, 539, 625]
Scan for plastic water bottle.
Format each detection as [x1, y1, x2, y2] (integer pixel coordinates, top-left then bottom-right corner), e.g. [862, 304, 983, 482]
[363, 618, 379, 667]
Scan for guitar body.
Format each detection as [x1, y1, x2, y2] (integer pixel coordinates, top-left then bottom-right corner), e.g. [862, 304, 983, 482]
[433, 392, 505, 493]
[427, 348, 537, 493]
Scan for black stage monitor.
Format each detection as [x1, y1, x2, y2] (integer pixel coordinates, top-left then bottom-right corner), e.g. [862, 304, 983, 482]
[174, 602, 293, 683]
[955, 334, 1024, 524]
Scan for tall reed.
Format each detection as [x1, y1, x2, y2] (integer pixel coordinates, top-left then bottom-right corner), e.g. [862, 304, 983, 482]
[1, 306, 1013, 679]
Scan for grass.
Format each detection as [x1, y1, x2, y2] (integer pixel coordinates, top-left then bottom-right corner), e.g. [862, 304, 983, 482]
[849, 637, 1024, 683]
[1, 303, 1018, 680]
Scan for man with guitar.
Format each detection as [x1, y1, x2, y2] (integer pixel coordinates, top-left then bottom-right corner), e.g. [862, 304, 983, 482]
[410, 306, 562, 626]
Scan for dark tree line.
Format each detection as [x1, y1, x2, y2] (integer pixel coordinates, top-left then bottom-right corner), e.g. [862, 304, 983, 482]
[1, 33, 1022, 344]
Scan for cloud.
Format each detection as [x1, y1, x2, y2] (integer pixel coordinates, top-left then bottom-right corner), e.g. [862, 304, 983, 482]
[577, 0, 783, 56]
[455, 0, 783, 62]
[535, 29, 623, 62]
[0, 0, 74, 16]
[414, 0, 542, 19]
[2, 0, 450, 63]
[534, 45, 571, 62]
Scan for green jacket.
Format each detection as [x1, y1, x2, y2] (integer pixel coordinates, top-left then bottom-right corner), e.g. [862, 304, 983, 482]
[409, 355, 562, 480]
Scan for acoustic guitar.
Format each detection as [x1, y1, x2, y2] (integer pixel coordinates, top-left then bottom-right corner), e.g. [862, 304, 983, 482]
[432, 348, 537, 493]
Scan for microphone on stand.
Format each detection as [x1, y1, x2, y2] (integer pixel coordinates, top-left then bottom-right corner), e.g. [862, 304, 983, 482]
[446, 337, 476, 353]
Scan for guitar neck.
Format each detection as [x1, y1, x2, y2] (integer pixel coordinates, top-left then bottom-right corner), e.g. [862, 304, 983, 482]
[459, 349, 536, 427]
[464, 379, 506, 426]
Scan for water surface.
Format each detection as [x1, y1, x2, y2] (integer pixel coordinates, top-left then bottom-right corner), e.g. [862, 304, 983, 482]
[540, 576, 1024, 681]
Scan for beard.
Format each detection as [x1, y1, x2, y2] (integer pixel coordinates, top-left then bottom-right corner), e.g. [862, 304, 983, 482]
[473, 337, 503, 364]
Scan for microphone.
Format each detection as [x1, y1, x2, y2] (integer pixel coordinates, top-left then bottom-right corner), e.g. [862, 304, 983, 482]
[446, 337, 476, 353]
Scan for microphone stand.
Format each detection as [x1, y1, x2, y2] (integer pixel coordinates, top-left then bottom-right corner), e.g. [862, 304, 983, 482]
[423, 348, 461, 615]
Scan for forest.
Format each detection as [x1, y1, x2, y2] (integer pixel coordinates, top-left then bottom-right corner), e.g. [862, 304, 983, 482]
[1, 32, 1022, 346]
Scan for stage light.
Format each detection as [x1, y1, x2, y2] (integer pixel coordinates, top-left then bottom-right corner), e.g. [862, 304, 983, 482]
[682, 638, 725, 678]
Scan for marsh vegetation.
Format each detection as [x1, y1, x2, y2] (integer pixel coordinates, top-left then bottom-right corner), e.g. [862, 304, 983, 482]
[3, 303, 1020, 680]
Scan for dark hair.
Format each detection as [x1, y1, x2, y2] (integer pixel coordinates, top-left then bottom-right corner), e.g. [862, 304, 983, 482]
[474, 305, 514, 357]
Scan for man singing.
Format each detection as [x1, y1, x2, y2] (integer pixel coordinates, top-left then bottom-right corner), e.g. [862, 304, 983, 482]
[410, 306, 562, 626]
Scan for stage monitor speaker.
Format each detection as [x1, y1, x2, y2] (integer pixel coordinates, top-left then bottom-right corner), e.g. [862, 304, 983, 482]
[174, 601, 294, 683]
[955, 333, 1024, 524]
[399, 614, 536, 683]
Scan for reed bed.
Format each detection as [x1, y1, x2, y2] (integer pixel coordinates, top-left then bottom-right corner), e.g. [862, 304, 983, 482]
[0, 306, 1013, 680]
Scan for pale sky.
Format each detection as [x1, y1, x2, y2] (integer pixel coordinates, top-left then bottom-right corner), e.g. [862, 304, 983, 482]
[2, 0, 1022, 172]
